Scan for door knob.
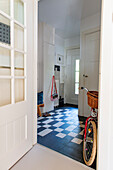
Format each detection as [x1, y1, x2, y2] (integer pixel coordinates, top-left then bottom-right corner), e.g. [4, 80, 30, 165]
[83, 74, 88, 78]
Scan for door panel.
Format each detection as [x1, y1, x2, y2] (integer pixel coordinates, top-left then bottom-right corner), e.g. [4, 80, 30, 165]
[83, 31, 100, 117]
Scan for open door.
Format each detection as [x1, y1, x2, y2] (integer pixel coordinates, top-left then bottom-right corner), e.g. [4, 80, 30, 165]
[0, 0, 36, 169]
[98, 0, 113, 170]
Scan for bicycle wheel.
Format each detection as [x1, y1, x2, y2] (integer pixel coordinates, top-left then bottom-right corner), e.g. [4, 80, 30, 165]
[83, 120, 97, 166]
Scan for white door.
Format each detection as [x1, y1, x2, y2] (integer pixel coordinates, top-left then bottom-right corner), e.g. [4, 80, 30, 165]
[83, 31, 100, 117]
[66, 49, 80, 105]
[0, 0, 34, 169]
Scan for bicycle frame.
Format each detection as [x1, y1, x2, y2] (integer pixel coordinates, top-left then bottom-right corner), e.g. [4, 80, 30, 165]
[80, 87, 98, 140]
[84, 115, 97, 140]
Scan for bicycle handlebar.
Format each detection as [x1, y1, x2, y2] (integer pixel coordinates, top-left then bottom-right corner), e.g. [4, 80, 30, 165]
[79, 87, 89, 92]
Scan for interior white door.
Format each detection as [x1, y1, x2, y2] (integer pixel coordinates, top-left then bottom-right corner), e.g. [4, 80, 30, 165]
[0, 0, 34, 169]
[83, 31, 100, 117]
[66, 49, 80, 105]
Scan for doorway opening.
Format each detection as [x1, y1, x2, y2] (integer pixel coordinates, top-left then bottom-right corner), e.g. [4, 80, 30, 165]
[37, 0, 101, 169]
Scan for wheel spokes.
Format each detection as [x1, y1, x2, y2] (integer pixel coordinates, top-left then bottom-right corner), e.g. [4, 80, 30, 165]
[86, 137, 93, 143]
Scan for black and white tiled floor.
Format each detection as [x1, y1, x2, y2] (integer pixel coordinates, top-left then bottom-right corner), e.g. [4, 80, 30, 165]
[37, 107, 96, 169]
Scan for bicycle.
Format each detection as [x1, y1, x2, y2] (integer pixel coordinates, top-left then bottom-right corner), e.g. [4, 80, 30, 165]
[80, 87, 98, 166]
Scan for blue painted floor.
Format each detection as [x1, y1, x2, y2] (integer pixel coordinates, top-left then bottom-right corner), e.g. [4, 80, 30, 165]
[37, 107, 96, 169]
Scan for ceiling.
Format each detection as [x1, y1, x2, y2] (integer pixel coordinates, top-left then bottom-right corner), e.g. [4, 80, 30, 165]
[39, 0, 101, 39]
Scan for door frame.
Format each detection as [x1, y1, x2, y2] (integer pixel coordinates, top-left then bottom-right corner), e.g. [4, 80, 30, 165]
[32, 0, 39, 145]
[64, 46, 80, 104]
[97, 0, 113, 169]
[35, 0, 113, 169]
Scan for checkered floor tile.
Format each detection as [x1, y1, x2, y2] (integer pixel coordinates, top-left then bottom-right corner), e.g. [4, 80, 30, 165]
[37, 107, 96, 169]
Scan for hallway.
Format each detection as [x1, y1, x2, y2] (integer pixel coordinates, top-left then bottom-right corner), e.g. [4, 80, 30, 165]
[11, 144, 94, 170]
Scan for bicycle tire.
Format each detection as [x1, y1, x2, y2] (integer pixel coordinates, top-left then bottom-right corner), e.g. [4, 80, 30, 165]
[83, 121, 97, 166]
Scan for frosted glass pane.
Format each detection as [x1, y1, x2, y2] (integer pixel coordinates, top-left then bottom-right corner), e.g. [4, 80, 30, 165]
[15, 79, 24, 103]
[0, 0, 10, 15]
[75, 72, 79, 83]
[15, 69, 24, 76]
[76, 60, 80, 71]
[75, 83, 79, 95]
[14, 0, 24, 25]
[0, 47, 11, 75]
[0, 79, 11, 106]
[14, 52, 24, 76]
[14, 24, 24, 51]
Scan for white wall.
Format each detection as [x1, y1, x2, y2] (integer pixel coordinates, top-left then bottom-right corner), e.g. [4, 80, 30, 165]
[54, 34, 65, 100]
[38, 22, 55, 112]
[65, 36, 80, 49]
[55, 35, 65, 63]
[55, 34, 65, 65]
[55, 35, 80, 65]
[38, 23, 44, 92]
[43, 42, 55, 112]
[38, 31, 65, 111]
[80, 12, 101, 33]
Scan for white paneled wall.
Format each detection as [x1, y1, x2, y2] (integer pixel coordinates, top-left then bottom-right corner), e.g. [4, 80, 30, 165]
[54, 34, 65, 99]
[55, 34, 65, 65]
[38, 22, 55, 112]
[43, 43, 54, 112]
